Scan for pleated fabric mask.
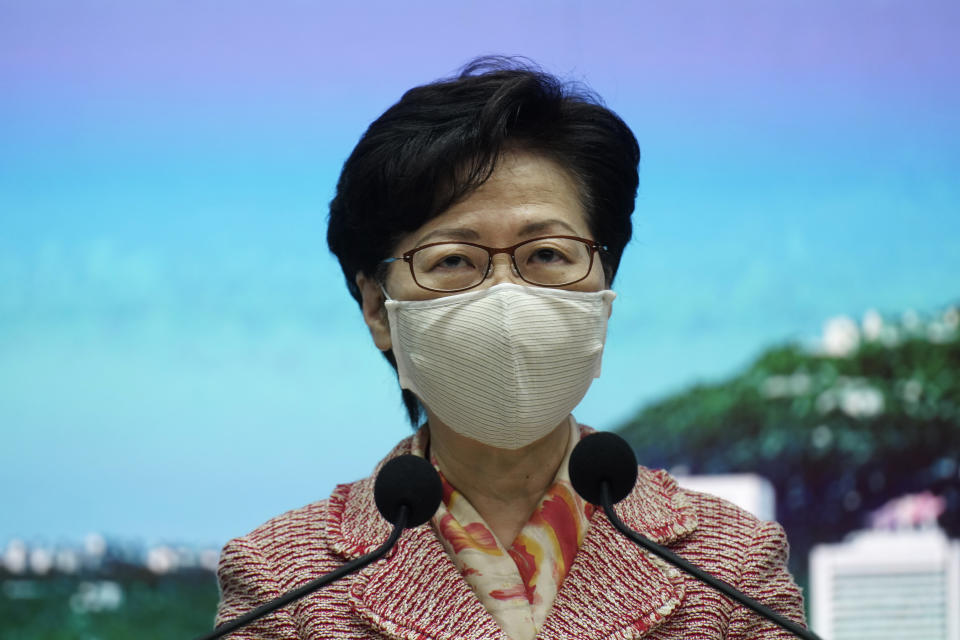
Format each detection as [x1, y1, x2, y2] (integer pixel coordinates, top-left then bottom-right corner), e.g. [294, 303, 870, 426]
[385, 283, 615, 449]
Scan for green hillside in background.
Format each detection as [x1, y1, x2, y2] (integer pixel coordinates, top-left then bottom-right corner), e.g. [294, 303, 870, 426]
[0, 572, 217, 640]
[617, 304, 960, 577]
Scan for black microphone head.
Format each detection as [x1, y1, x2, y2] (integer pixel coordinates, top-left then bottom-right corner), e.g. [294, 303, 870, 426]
[373, 454, 443, 528]
[569, 431, 638, 506]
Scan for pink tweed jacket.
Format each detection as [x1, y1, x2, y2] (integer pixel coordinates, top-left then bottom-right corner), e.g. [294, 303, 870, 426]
[216, 436, 807, 639]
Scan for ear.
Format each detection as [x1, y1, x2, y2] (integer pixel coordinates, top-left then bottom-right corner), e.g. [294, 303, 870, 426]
[356, 272, 392, 351]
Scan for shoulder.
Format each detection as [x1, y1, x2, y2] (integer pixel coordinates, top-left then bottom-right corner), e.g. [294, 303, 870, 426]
[638, 465, 775, 538]
[215, 484, 376, 630]
[629, 467, 807, 633]
[217, 498, 340, 603]
[669, 480, 807, 632]
[673, 473, 774, 539]
[213, 433, 424, 634]
[221, 432, 419, 576]
[228, 499, 331, 560]
[629, 466, 792, 574]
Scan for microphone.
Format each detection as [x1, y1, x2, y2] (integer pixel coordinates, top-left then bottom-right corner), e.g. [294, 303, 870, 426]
[374, 454, 444, 528]
[569, 432, 823, 640]
[196, 454, 442, 640]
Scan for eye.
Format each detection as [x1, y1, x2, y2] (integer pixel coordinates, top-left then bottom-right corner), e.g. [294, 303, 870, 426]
[428, 253, 477, 271]
[528, 247, 571, 264]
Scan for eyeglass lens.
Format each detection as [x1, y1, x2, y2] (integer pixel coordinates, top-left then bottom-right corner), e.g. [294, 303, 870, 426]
[410, 237, 594, 292]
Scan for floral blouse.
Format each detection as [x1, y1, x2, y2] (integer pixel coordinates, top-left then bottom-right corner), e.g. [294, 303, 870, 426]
[412, 419, 593, 640]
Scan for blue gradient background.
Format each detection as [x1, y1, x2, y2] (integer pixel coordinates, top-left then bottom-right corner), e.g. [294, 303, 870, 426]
[2, 1, 958, 547]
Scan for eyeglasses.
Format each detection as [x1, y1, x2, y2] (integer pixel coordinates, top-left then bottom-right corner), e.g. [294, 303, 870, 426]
[381, 235, 606, 293]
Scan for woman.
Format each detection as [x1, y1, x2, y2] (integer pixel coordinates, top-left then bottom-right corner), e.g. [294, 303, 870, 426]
[215, 58, 807, 639]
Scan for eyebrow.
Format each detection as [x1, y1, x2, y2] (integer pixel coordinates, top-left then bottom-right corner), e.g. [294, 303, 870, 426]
[414, 219, 580, 247]
[518, 219, 579, 237]
[413, 227, 481, 246]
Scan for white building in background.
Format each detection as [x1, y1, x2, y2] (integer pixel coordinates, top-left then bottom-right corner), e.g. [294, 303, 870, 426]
[674, 474, 776, 521]
[2, 539, 28, 574]
[810, 527, 960, 640]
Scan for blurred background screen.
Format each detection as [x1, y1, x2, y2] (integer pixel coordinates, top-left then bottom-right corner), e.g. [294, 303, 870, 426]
[1, 1, 958, 638]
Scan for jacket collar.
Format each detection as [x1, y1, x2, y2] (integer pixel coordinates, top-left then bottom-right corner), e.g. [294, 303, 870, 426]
[325, 433, 698, 640]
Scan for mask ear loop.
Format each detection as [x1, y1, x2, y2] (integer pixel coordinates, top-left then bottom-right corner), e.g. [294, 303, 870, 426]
[373, 258, 396, 302]
[373, 261, 392, 324]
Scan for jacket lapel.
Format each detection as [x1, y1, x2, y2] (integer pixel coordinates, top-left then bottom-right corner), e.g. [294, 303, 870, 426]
[352, 526, 511, 640]
[327, 437, 510, 640]
[537, 467, 698, 640]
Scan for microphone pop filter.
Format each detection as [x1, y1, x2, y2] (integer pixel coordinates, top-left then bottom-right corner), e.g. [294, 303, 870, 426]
[373, 454, 443, 528]
[569, 431, 638, 506]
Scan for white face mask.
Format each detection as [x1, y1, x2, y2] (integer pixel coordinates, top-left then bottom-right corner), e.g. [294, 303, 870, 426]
[385, 283, 616, 450]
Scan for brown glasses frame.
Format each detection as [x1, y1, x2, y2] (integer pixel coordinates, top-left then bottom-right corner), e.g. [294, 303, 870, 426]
[381, 235, 606, 293]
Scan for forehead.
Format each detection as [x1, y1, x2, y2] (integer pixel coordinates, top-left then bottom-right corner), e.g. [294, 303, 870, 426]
[400, 151, 589, 251]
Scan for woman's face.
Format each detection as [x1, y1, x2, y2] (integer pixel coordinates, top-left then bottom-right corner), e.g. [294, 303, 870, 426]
[357, 150, 606, 351]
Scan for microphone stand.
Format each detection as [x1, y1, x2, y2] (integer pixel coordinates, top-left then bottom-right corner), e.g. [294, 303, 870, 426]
[195, 505, 409, 640]
[600, 484, 822, 640]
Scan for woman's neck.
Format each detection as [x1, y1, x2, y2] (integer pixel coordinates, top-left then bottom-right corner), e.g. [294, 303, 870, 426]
[427, 415, 571, 547]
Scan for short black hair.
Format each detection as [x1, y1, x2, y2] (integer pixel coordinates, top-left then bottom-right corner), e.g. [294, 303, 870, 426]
[327, 56, 640, 426]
